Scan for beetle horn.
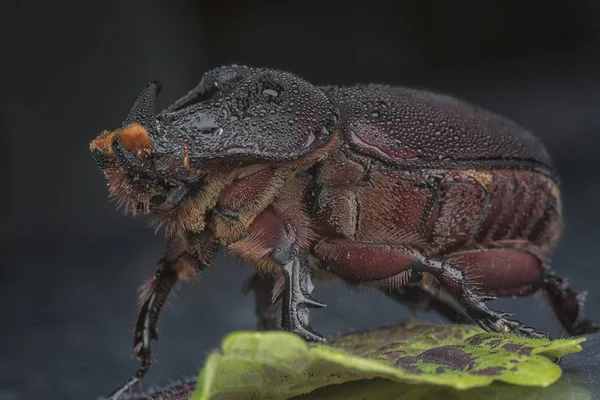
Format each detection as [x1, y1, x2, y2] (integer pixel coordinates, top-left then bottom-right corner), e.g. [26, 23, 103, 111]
[122, 81, 162, 133]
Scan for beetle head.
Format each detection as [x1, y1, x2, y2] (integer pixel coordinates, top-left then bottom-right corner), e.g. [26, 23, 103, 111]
[90, 82, 195, 216]
[90, 66, 340, 218]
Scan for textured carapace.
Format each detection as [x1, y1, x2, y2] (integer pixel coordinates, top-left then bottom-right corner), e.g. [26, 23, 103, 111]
[323, 85, 553, 171]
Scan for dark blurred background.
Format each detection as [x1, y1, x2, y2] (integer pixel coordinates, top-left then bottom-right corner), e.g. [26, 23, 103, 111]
[2, 1, 600, 399]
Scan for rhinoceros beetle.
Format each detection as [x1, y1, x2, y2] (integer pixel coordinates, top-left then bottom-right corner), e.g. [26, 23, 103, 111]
[90, 65, 599, 399]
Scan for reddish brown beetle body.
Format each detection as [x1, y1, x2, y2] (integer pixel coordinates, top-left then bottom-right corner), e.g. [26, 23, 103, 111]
[90, 66, 597, 399]
[312, 157, 560, 297]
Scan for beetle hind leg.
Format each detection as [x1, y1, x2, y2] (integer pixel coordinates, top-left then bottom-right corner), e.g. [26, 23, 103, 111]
[543, 272, 600, 335]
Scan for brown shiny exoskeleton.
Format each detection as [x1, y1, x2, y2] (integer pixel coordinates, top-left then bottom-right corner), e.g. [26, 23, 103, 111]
[90, 66, 599, 399]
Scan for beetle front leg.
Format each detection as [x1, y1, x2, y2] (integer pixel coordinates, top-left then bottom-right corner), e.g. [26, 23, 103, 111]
[106, 233, 217, 400]
[107, 257, 180, 400]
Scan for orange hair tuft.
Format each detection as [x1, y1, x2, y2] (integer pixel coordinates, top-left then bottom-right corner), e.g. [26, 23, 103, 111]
[117, 123, 154, 156]
[89, 123, 154, 159]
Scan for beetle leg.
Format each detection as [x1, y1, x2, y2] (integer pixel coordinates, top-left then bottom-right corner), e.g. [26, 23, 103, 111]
[227, 193, 326, 342]
[543, 272, 600, 335]
[442, 245, 600, 336]
[382, 284, 471, 324]
[213, 167, 293, 244]
[413, 256, 547, 338]
[279, 253, 326, 341]
[242, 272, 283, 331]
[315, 239, 546, 338]
[106, 258, 180, 400]
[106, 233, 217, 400]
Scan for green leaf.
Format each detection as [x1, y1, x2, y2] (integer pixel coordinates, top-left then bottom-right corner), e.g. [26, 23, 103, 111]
[190, 322, 585, 400]
[293, 378, 592, 400]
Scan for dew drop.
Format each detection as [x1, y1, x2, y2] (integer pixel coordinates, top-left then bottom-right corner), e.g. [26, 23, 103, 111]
[263, 88, 279, 97]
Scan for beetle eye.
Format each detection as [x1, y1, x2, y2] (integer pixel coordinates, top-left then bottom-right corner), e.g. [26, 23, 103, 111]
[260, 79, 283, 100]
[197, 126, 223, 135]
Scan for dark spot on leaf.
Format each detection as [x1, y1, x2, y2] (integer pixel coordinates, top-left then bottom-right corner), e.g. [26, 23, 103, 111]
[510, 359, 519, 364]
[395, 356, 419, 365]
[501, 343, 523, 353]
[395, 356, 423, 374]
[488, 340, 501, 348]
[518, 347, 533, 356]
[417, 346, 475, 371]
[383, 350, 406, 360]
[510, 366, 518, 372]
[467, 335, 486, 346]
[466, 361, 476, 371]
[436, 366, 447, 374]
[472, 366, 506, 376]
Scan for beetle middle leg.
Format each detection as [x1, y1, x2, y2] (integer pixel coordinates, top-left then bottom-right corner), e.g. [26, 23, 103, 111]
[315, 239, 546, 338]
[228, 204, 326, 341]
[278, 253, 326, 341]
[414, 255, 546, 338]
[241, 255, 324, 341]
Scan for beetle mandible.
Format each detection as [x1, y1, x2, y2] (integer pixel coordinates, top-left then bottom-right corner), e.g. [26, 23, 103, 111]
[90, 65, 599, 399]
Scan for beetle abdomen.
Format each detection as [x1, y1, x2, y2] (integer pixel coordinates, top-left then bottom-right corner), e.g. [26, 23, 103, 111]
[424, 169, 562, 258]
[478, 169, 562, 257]
[325, 85, 554, 172]
[313, 147, 561, 262]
